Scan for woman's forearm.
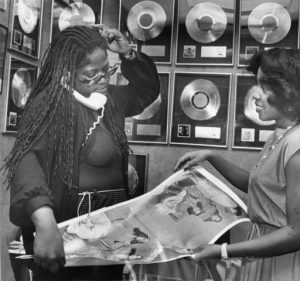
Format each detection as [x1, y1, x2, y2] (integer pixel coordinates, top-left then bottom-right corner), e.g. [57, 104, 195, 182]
[227, 225, 300, 258]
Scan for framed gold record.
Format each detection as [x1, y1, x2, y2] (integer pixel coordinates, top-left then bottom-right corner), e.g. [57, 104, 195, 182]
[116, 71, 170, 144]
[238, 0, 299, 66]
[170, 72, 231, 147]
[176, 0, 236, 65]
[4, 55, 39, 133]
[233, 75, 276, 150]
[120, 0, 175, 64]
[51, 0, 101, 41]
[10, 0, 43, 58]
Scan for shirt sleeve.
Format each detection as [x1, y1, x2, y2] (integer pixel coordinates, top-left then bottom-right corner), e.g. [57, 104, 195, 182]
[10, 149, 54, 227]
[9, 98, 55, 227]
[113, 51, 160, 117]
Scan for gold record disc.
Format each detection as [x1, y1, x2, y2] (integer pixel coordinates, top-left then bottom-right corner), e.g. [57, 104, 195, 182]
[18, 0, 38, 34]
[185, 2, 227, 44]
[127, 0, 166, 41]
[58, 2, 95, 32]
[180, 79, 220, 121]
[248, 2, 291, 44]
[12, 68, 32, 109]
[133, 94, 162, 120]
[244, 86, 275, 126]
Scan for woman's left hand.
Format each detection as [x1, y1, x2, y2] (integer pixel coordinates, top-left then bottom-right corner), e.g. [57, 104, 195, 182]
[191, 244, 221, 262]
[93, 24, 130, 55]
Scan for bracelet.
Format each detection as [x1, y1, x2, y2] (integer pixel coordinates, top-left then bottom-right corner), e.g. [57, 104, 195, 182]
[221, 243, 229, 260]
[122, 48, 136, 60]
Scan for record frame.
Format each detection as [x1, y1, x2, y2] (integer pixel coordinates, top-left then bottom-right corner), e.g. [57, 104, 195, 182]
[238, 0, 299, 66]
[100, 0, 120, 29]
[176, 0, 236, 66]
[170, 72, 231, 147]
[119, 0, 175, 65]
[50, 0, 102, 42]
[232, 74, 275, 150]
[10, 0, 43, 59]
[3, 55, 39, 133]
[128, 152, 149, 198]
[0, 24, 8, 94]
[116, 71, 170, 144]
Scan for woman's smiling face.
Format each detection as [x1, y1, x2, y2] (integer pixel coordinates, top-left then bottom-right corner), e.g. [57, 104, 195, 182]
[253, 68, 284, 124]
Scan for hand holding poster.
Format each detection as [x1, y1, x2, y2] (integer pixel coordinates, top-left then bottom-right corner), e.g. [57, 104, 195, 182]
[12, 165, 249, 268]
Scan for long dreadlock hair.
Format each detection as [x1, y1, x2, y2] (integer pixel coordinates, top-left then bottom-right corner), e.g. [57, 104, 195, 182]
[3, 25, 129, 190]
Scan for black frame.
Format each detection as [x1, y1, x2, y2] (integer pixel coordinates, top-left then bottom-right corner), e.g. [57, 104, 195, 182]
[170, 72, 231, 148]
[51, 0, 102, 42]
[10, 0, 43, 59]
[128, 153, 149, 198]
[4, 55, 39, 133]
[0, 24, 8, 94]
[233, 74, 276, 150]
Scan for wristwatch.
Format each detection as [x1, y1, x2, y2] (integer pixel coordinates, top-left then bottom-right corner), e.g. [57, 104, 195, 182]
[123, 48, 136, 60]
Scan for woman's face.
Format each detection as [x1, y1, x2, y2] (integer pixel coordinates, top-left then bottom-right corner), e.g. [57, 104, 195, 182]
[74, 47, 111, 97]
[253, 68, 285, 125]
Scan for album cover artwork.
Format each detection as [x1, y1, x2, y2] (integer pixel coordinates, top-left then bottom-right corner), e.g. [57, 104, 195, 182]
[238, 0, 299, 66]
[119, 0, 175, 64]
[233, 75, 276, 150]
[176, 0, 235, 65]
[5, 56, 38, 133]
[10, 0, 43, 58]
[51, 0, 101, 41]
[116, 72, 170, 144]
[170, 72, 230, 147]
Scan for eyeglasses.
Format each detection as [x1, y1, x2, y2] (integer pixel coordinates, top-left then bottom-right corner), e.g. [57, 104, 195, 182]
[77, 64, 118, 86]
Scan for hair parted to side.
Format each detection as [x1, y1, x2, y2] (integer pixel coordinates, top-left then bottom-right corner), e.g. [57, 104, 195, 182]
[2, 25, 129, 190]
[247, 48, 300, 120]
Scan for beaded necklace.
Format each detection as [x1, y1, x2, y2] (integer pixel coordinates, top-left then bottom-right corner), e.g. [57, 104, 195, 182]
[254, 120, 298, 170]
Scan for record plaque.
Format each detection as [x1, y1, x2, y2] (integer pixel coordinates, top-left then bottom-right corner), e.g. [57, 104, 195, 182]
[233, 75, 276, 150]
[116, 72, 170, 144]
[177, 0, 235, 65]
[238, 0, 299, 66]
[10, 0, 43, 58]
[51, 0, 101, 41]
[5, 56, 38, 133]
[120, 0, 175, 64]
[170, 72, 230, 147]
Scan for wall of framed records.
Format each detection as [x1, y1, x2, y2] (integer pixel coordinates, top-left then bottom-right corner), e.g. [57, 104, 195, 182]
[176, 0, 236, 65]
[128, 153, 149, 197]
[233, 75, 276, 149]
[119, 0, 175, 64]
[238, 0, 299, 66]
[10, 0, 43, 59]
[170, 72, 231, 147]
[0, 24, 8, 94]
[51, 0, 102, 41]
[116, 71, 170, 144]
[3, 55, 38, 133]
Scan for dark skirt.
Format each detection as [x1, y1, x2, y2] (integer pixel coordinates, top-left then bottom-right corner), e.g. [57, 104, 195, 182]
[29, 188, 127, 281]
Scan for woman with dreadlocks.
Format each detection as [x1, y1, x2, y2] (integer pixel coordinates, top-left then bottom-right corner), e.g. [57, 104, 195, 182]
[3, 25, 159, 280]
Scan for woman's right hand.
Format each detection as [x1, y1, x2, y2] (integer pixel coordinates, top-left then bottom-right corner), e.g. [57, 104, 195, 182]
[31, 207, 65, 273]
[173, 150, 213, 172]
